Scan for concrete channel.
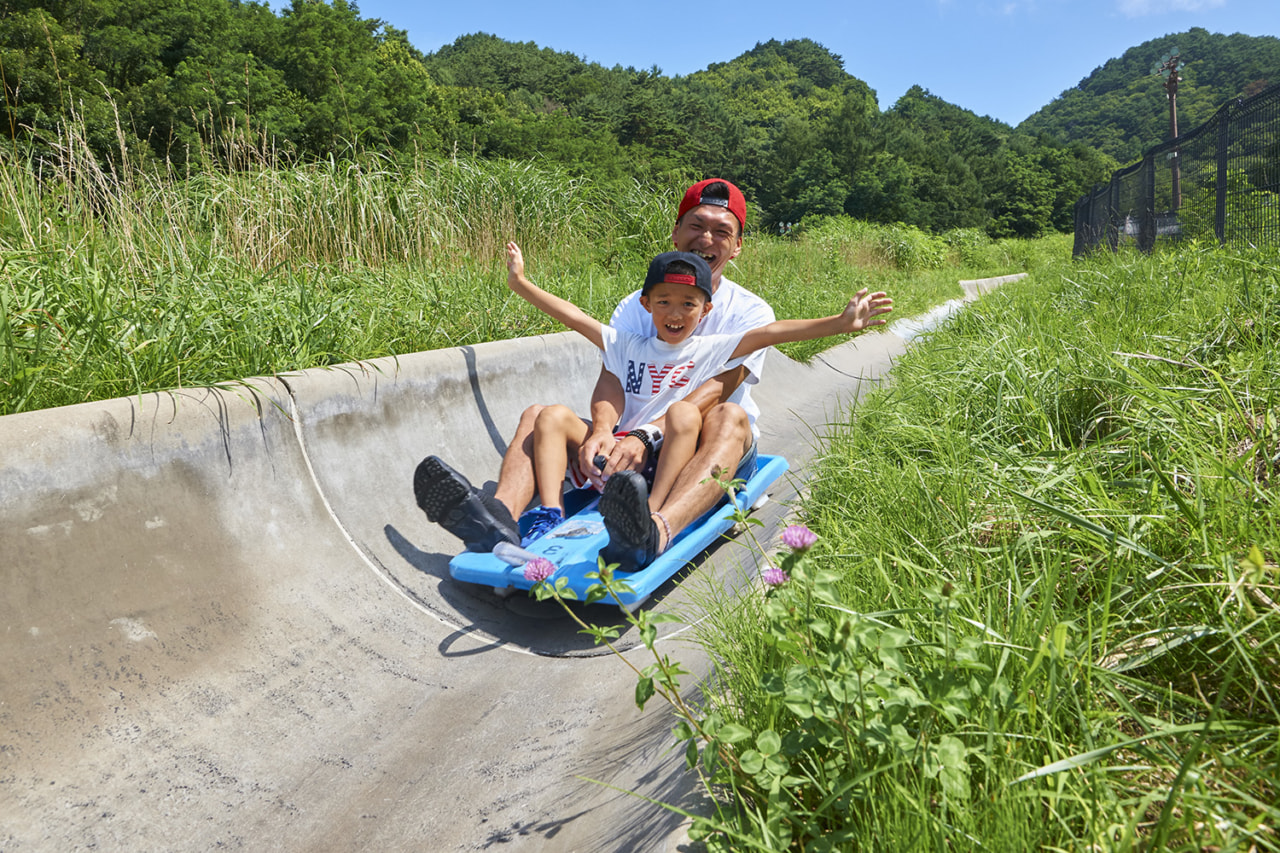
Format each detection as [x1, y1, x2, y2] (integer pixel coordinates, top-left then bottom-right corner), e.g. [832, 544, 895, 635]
[0, 275, 1019, 850]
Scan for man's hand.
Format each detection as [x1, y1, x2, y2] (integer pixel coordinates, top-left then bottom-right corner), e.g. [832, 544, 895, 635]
[605, 434, 648, 482]
[576, 431, 649, 491]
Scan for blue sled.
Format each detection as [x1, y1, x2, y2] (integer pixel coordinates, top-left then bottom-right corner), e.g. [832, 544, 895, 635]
[449, 454, 789, 610]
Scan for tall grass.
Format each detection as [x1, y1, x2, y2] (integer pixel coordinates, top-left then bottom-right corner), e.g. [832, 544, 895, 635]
[1, 115, 1029, 415]
[694, 243, 1280, 850]
[736, 218, 1067, 362]
[0, 115, 661, 272]
[0, 118, 681, 413]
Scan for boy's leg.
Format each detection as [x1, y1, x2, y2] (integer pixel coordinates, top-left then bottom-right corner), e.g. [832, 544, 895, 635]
[654, 403, 754, 535]
[519, 406, 593, 547]
[531, 405, 591, 512]
[647, 400, 702, 514]
[599, 402, 752, 567]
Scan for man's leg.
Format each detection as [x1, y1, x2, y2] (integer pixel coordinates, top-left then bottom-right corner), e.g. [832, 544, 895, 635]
[493, 403, 544, 520]
[414, 403, 545, 552]
[413, 455, 518, 552]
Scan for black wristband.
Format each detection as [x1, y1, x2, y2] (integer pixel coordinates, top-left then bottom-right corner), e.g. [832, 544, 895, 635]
[625, 429, 654, 458]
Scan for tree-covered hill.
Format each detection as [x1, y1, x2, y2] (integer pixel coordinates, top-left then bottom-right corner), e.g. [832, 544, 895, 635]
[419, 33, 1115, 237]
[1018, 28, 1280, 165]
[2, 0, 1118, 237]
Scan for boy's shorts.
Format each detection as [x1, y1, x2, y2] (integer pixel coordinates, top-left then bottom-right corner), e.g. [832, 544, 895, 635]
[567, 436, 757, 492]
[568, 430, 657, 491]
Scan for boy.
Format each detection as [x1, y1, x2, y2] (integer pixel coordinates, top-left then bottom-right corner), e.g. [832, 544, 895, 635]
[504, 241, 893, 557]
[415, 178, 767, 557]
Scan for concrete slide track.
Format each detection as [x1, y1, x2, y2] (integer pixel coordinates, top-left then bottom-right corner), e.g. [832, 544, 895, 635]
[0, 275, 1018, 851]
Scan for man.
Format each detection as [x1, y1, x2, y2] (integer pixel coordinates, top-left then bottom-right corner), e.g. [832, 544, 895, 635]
[415, 178, 774, 568]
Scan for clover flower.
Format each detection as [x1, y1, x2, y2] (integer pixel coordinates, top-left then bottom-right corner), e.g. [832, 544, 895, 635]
[782, 524, 818, 552]
[761, 567, 790, 587]
[523, 557, 556, 583]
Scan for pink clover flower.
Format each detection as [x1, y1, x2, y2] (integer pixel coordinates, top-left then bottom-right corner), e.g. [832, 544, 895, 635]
[523, 557, 556, 583]
[761, 567, 790, 587]
[782, 524, 818, 552]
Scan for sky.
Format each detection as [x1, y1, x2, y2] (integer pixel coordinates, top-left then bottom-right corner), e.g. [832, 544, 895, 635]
[338, 0, 1276, 126]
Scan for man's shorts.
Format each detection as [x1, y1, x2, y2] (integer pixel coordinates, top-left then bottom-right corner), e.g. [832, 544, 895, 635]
[735, 439, 759, 482]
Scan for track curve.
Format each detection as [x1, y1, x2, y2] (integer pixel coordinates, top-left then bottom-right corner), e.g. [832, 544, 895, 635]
[0, 276, 1017, 850]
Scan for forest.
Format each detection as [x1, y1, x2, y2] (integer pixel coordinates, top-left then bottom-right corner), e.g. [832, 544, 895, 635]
[1, 0, 1275, 236]
[1022, 27, 1280, 165]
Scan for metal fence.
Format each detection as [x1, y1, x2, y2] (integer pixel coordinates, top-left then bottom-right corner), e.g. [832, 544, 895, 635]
[1073, 82, 1280, 257]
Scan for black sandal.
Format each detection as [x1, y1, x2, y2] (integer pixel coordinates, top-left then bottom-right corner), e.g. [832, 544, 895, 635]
[414, 455, 518, 552]
[599, 470, 661, 572]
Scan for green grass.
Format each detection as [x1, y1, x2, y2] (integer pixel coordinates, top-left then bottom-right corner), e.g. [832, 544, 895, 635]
[7, 114, 1232, 853]
[741, 218, 1067, 362]
[693, 243, 1280, 851]
[0, 130, 675, 413]
[0, 125, 1029, 415]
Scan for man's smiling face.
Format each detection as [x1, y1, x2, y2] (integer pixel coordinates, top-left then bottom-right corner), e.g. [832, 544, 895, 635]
[639, 282, 713, 345]
[671, 205, 741, 290]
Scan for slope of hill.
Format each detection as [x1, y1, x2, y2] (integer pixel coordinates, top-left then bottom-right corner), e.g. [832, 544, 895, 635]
[0, 1, 1117, 237]
[1018, 28, 1280, 165]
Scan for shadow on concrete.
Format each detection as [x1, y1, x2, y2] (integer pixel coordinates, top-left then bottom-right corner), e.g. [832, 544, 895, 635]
[383, 514, 758, 659]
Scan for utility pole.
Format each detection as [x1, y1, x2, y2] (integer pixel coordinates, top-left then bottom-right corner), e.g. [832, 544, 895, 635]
[1152, 48, 1186, 210]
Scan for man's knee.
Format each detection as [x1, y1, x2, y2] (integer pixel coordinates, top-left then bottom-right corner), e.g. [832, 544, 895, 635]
[702, 403, 751, 444]
[513, 403, 548, 439]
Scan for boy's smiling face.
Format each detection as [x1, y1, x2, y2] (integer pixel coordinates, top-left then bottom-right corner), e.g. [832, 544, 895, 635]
[639, 282, 713, 345]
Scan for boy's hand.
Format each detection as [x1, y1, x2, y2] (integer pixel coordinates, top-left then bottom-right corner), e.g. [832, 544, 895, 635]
[506, 241, 525, 282]
[578, 430, 618, 491]
[842, 288, 893, 332]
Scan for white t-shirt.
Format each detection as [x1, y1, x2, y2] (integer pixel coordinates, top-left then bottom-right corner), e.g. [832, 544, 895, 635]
[609, 275, 775, 434]
[600, 326, 748, 432]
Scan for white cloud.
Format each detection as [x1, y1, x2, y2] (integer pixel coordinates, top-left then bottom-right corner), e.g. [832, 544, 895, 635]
[1119, 0, 1226, 17]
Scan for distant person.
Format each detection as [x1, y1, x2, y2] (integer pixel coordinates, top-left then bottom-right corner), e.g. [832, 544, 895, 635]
[415, 179, 837, 567]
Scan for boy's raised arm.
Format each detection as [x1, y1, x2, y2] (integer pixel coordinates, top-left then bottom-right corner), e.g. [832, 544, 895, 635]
[506, 242, 605, 350]
[730, 288, 893, 359]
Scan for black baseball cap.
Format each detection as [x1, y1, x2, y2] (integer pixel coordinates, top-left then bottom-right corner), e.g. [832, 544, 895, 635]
[641, 251, 713, 301]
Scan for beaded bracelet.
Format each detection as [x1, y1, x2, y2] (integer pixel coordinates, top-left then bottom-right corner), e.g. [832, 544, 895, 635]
[625, 428, 654, 458]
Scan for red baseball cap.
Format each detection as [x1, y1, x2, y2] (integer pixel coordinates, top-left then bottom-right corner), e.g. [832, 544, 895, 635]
[677, 178, 746, 233]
